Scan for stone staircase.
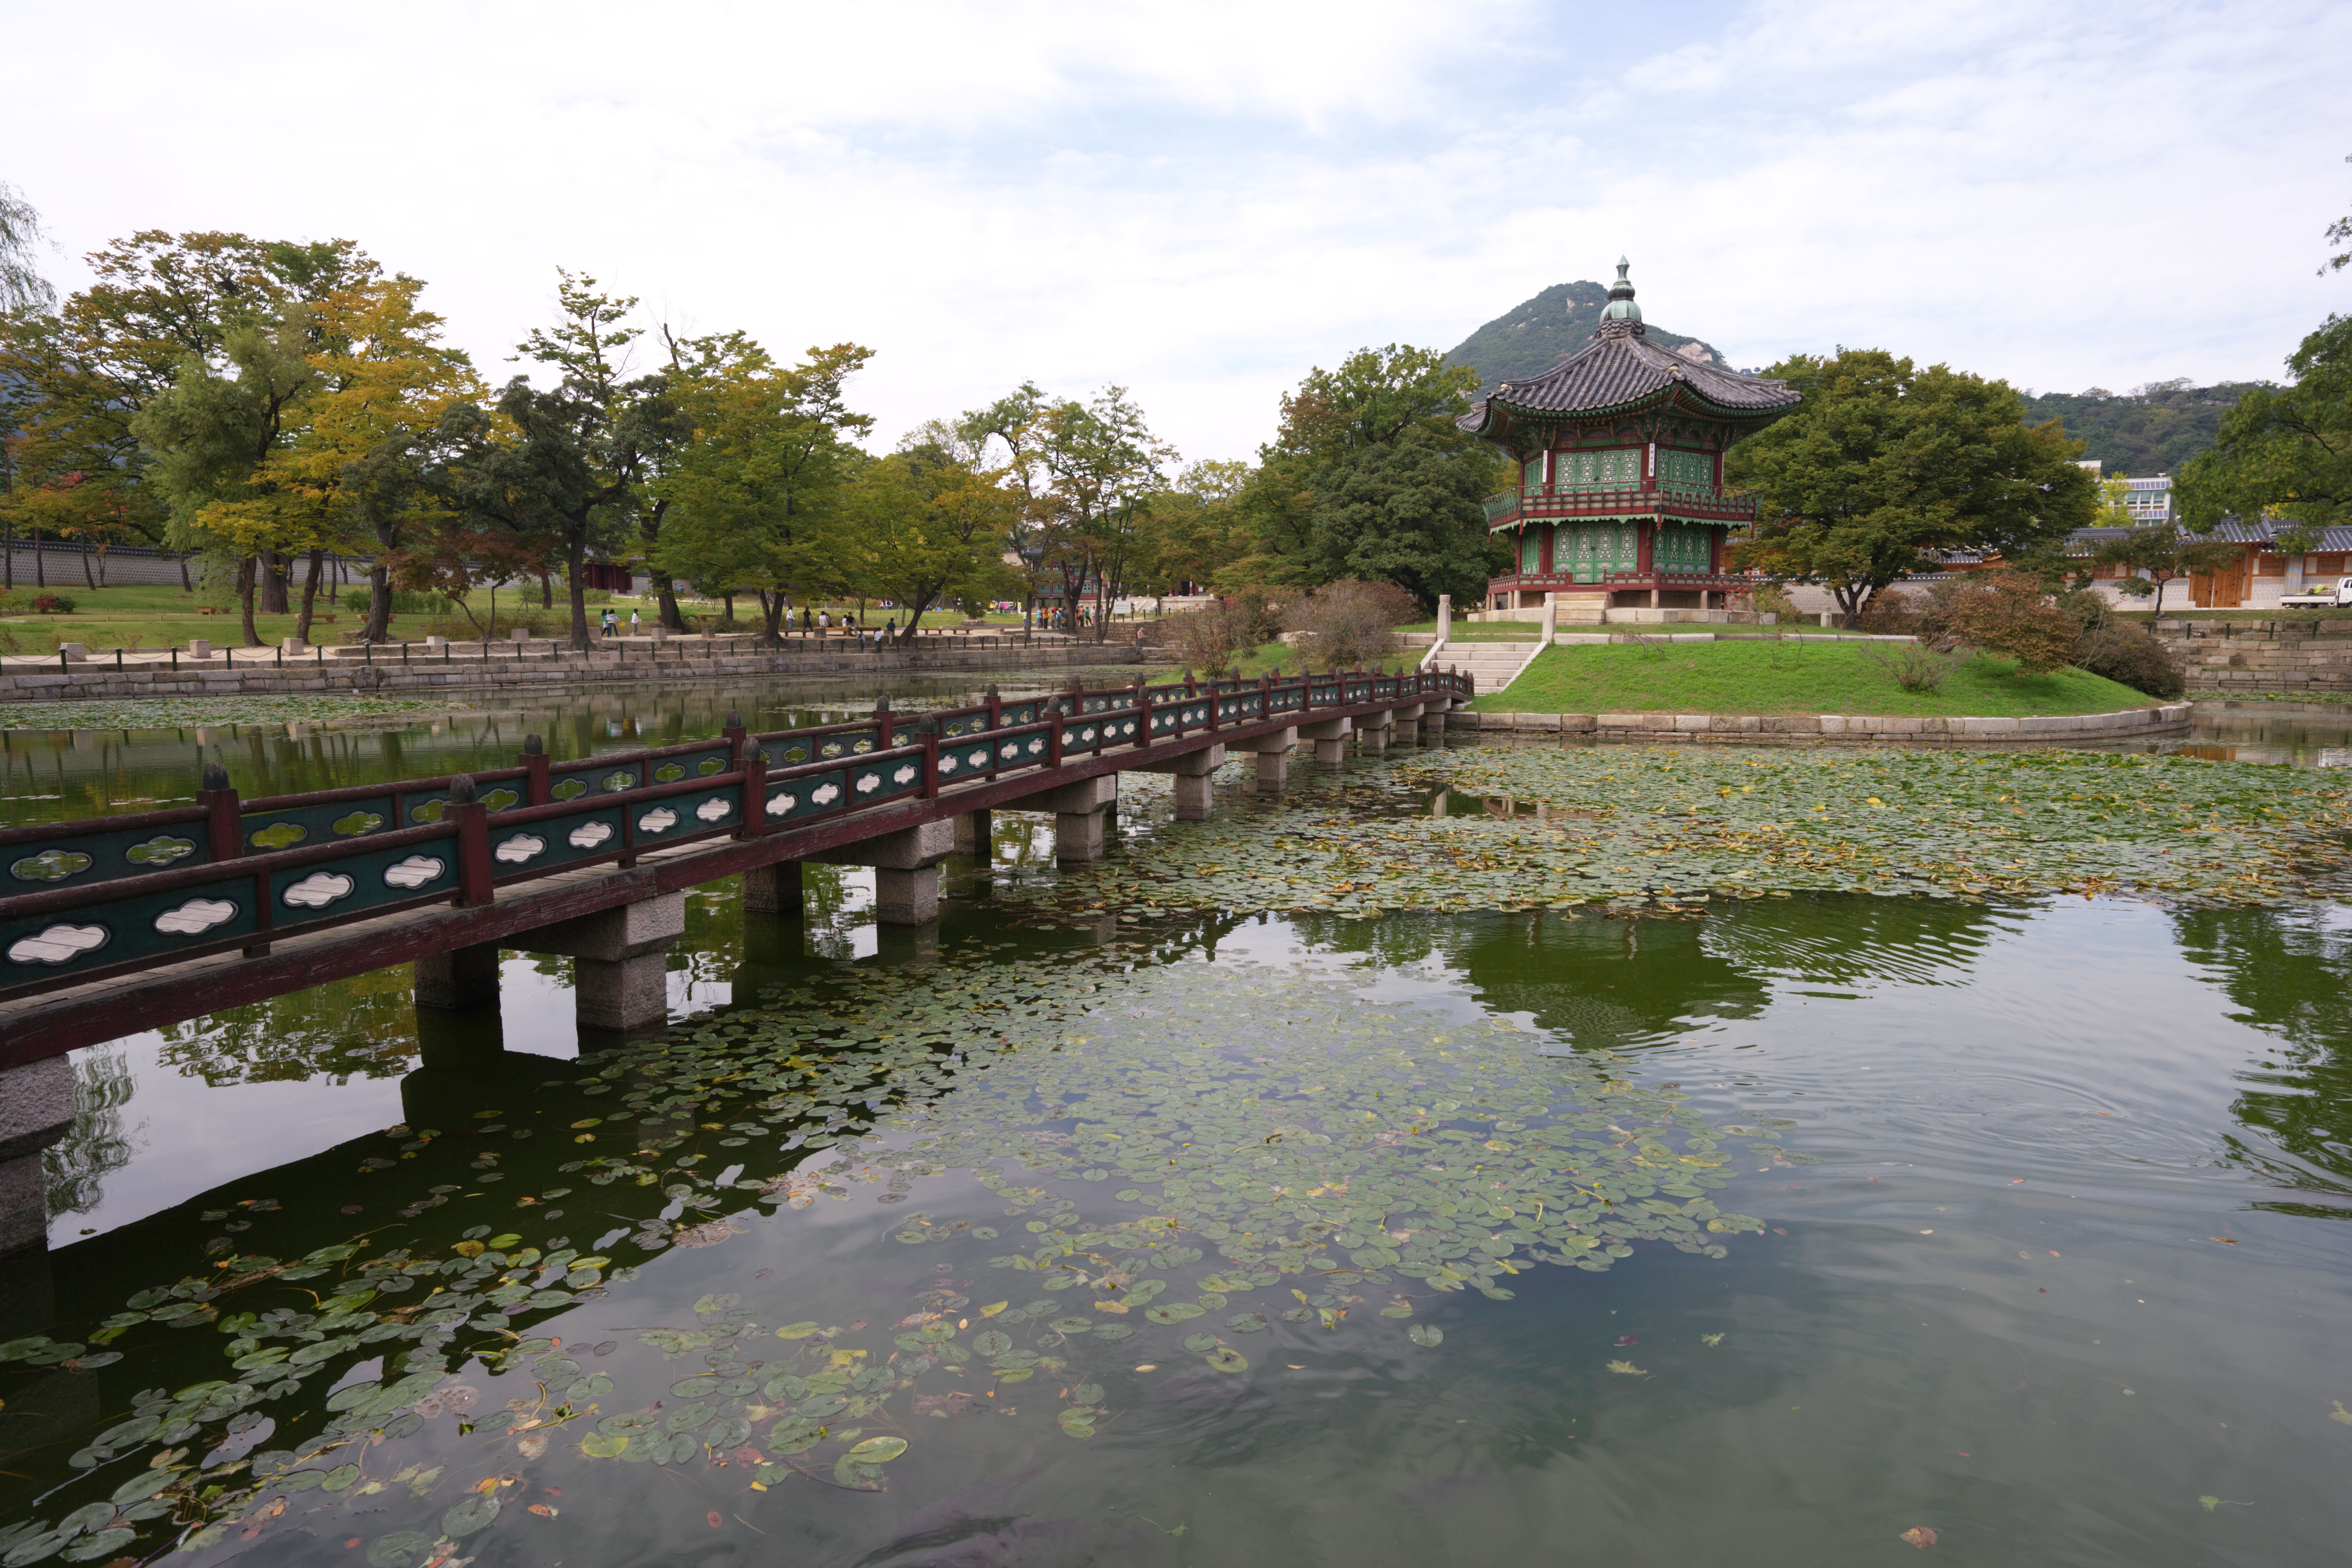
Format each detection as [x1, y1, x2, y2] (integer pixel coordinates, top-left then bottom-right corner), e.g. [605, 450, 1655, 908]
[1434, 640, 1544, 698]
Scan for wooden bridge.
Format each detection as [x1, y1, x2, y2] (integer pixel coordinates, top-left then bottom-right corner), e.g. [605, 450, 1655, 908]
[0, 667, 1470, 1250]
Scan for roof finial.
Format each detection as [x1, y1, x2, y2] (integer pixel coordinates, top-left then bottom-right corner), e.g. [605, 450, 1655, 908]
[1598, 256, 1645, 336]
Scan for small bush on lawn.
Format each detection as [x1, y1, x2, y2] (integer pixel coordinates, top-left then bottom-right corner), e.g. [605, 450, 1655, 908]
[1923, 572, 2081, 673]
[1854, 588, 1926, 636]
[2063, 593, 2184, 698]
[1160, 605, 1248, 677]
[1863, 641, 1959, 693]
[29, 592, 76, 614]
[1748, 581, 1797, 619]
[1281, 579, 1418, 669]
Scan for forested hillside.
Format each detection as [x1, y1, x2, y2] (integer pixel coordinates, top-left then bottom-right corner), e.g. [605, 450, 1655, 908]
[2021, 379, 2269, 475]
[1445, 279, 1728, 395]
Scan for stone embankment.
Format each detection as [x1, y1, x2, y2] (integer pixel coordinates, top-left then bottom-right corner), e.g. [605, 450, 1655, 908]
[0, 638, 1142, 705]
[1449, 703, 2192, 745]
[2164, 628, 2352, 694]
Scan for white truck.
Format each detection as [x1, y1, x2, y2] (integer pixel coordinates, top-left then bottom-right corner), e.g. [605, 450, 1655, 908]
[2279, 576, 2352, 608]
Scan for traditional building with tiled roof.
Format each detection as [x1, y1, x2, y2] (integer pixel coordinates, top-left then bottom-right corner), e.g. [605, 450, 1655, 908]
[1460, 259, 1801, 613]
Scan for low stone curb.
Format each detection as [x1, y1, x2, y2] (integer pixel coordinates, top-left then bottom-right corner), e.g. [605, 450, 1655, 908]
[0, 644, 1142, 706]
[1445, 703, 2193, 744]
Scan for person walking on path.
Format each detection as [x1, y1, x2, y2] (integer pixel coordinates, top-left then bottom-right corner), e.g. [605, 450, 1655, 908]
[629, 607, 640, 634]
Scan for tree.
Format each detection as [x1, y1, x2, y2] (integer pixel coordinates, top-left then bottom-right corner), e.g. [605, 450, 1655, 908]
[439, 273, 686, 648]
[2088, 523, 2239, 617]
[2323, 151, 2351, 276]
[956, 383, 1054, 633]
[843, 424, 1020, 642]
[1227, 344, 1502, 604]
[649, 335, 873, 644]
[1729, 349, 2099, 616]
[1033, 387, 1176, 640]
[2180, 312, 2352, 545]
[4, 231, 376, 615]
[0, 181, 52, 312]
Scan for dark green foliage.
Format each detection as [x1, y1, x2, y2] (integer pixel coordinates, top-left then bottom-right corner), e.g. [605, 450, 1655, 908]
[2020, 381, 2269, 476]
[1731, 350, 2099, 616]
[2063, 590, 2187, 698]
[1305, 425, 1496, 606]
[1446, 280, 1726, 396]
[2181, 314, 2352, 533]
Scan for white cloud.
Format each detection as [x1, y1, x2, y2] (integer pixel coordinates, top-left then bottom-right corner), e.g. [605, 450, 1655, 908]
[4, 0, 2346, 467]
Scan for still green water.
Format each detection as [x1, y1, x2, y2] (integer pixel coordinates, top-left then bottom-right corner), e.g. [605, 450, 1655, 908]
[1, 679, 2350, 1567]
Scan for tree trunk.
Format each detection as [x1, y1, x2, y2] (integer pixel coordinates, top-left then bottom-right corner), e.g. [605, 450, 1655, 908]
[260, 550, 290, 614]
[34, 536, 44, 587]
[94, 545, 109, 588]
[565, 527, 592, 650]
[295, 548, 324, 644]
[2150, 576, 2169, 618]
[758, 590, 786, 648]
[238, 555, 260, 646]
[365, 559, 392, 643]
[658, 577, 683, 630]
[178, 553, 192, 593]
[539, 568, 553, 609]
[80, 545, 95, 589]
[722, 592, 735, 625]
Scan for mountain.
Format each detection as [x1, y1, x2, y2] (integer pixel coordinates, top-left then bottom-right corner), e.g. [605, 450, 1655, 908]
[2018, 379, 2270, 476]
[1445, 280, 1729, 397]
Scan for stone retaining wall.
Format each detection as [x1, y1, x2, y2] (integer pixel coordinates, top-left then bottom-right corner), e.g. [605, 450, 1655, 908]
[0, 643, 1141, 705]
[2172, 637, 2352, 694]
[1446, 703, 2192, 745]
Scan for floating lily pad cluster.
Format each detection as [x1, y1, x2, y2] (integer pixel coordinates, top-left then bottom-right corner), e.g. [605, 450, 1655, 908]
[0, 695, 453, 734]
[991, 746, 2352, 920]
[0, 940, 1778, 1566]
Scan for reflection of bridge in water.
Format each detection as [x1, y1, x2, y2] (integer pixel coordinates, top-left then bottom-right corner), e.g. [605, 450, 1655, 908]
[0, 668, 1471, 1259]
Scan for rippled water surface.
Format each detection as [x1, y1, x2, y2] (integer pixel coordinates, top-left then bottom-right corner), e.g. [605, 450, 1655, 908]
[2, 679, 2350, 1568]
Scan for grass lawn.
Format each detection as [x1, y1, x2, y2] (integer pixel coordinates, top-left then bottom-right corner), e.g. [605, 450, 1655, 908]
[1477, 639, 2160, 717]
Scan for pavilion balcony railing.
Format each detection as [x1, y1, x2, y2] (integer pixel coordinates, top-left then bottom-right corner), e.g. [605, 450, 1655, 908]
[1486, 568, 1750, 595]
[1481, 481, 1760, 529]
[0, 666, 1470, 1002]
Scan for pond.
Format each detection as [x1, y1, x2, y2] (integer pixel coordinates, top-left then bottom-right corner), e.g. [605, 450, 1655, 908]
[3, 678, 2352, 1567]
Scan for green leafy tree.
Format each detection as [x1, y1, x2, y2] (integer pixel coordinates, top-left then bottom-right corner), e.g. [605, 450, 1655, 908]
[1034, 386, 1176, 640]
[1228, 344, 1502, 605]
[843, 423, 1020, 642]
[650, 335, 874, 644]
[2180, 313, 2352, 550]
[0, 180, 52, 311]
[1729, 349, 2099, 616]
[439, 273, 686, 648]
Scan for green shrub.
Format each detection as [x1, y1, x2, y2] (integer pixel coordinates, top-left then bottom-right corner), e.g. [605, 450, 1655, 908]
[341, 588, 457, 616]
[30, 592, 75, 614]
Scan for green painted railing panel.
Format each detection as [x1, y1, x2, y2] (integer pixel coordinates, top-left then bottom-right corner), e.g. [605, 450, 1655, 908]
[272, 840, 459, 924]
[627, 786, 741, 844]
[489, 808, 629, 876]
[4, 871, 258, 979]
[764, 770, 850, 825]
[5, 820, 210, 894]
[241, 794, 402, 853]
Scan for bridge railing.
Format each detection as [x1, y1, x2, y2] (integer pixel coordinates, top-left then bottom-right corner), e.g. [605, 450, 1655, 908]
[0, 666, 1467, 1000]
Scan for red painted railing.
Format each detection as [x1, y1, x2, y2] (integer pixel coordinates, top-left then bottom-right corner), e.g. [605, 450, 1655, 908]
[0, 667, 1466, 1000]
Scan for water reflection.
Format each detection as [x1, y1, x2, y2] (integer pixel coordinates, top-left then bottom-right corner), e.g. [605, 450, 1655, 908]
[2175, 904, 2352, 1211]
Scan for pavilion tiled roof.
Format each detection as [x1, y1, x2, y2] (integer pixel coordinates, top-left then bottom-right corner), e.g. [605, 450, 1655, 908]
[2061, 521, 2352, 552]
[1458, 323, 1800, 433]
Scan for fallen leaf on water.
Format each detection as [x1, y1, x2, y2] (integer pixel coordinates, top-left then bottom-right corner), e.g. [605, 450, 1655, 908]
[1899, 1526, 1938, 1548]
[527, 1504, 556, 1518]
[707, 1512, 723, 1528]
[1700, 1333, 1724, 1348]
[2212, 1236, 2237, 1245]
[1606, 1360, 1646, 1375]
[2199, 1496, 2220, 1512]
[1615, 1335, 1640, 1347]
[2331, 1401, 2352, 1426]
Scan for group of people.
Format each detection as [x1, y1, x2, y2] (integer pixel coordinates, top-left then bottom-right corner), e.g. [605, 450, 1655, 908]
[591, 604, 902, 644]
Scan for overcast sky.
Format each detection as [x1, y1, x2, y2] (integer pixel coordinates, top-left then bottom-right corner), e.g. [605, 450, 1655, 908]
[8, 0, 2348, 467]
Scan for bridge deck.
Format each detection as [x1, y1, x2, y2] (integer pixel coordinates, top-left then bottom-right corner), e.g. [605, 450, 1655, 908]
[0, 668, 1467, 1060]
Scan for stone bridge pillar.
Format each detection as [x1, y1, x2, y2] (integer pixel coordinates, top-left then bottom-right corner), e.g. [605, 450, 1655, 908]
[1357, 709, 1393, 756]
[1298, 715, 1353, 768]
[1139, 743, 1225, 821]
[1390, 703, 1424, 747]
[521, 891, 686, 1032]
[807, 818, 954, 924]
[953, 809, 994, 860]
[0, 1058, 72, 1259]
[743, 859, 804, 916]
[1249, 728, 1296, 793]
[1005, 775, 1119, 863]
[415, 943, 501, 1012]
